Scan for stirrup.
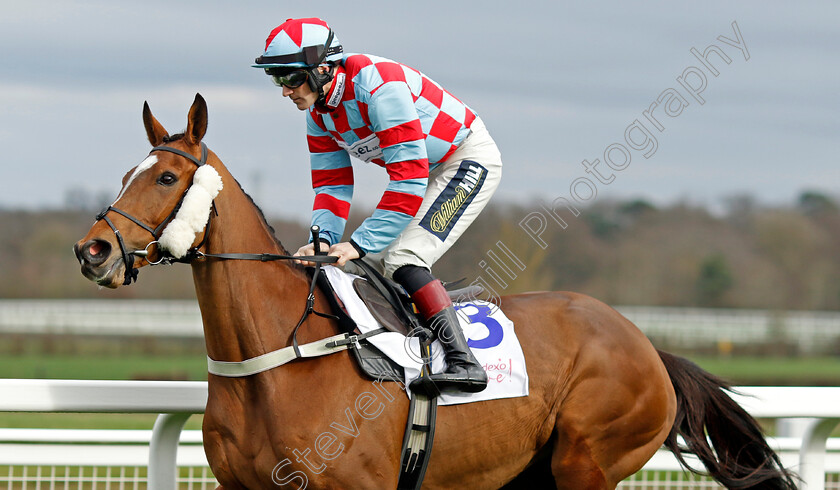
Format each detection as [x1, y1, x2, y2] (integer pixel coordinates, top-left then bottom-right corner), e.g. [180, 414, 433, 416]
[409, 366, 487, 395]
[408, 374, 441, 398]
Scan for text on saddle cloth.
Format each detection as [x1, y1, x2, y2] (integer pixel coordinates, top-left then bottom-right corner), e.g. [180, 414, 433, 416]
[322, 266, 529, 406]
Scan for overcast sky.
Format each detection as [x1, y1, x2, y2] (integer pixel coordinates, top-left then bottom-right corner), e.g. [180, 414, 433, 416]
[1, 1, 837, 220]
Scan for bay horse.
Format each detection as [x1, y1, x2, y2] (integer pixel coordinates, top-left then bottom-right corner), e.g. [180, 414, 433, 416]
[74, 94, 796, 489]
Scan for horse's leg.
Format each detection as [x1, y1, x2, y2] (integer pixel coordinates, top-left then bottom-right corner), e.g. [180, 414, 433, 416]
[545, 302, 676, 489]
[549, 425, 610, 490]
[550, 404, 667, 490]
[548, 370, 674, 490]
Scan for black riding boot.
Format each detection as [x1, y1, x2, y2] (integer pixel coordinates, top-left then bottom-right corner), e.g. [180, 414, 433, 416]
[394, 265, 488, 395]
[410, 306, 488, 394]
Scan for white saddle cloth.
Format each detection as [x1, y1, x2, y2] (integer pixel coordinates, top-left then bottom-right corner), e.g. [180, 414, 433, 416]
[323, 266, 529, 406]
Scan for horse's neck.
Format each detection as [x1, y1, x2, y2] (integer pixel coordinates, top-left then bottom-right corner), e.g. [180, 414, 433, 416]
[190, 172, 325, 362]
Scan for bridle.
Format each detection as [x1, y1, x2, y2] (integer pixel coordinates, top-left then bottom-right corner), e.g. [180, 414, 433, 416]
[95, 143, 210, 285]
[94, 141, 340, 359]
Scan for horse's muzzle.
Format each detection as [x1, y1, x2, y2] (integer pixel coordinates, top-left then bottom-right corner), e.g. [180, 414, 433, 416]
[74, 239, 124, 288]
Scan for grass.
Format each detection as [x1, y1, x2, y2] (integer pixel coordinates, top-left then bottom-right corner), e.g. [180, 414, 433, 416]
[688, 355, 840, 386]
[0, 353, 208, 381]
[0, 412, 204, 430]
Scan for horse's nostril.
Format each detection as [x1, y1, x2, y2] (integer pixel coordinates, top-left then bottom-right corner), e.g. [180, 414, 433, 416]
[81, 239, 112, 265]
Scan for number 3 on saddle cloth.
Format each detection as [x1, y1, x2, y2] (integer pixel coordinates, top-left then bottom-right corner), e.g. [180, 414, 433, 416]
[317, 263, 529, 406]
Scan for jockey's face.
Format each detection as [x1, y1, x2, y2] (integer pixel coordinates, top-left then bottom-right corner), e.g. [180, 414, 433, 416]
[281, 66, 332, 111]
[283, 82, 318, 111]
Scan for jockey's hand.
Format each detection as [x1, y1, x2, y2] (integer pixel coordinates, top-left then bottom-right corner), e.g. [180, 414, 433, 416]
[328, 242, 360, 267]
[294, 240, 330, 267]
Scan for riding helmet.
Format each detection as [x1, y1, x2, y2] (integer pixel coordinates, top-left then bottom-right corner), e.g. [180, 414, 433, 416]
[253, 18, 343, 103]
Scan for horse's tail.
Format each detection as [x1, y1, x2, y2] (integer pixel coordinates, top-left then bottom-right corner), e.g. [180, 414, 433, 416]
[657, 350, 798, 489]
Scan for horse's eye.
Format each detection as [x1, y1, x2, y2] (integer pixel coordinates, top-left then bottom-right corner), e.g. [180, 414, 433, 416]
[157, 172, 177, 186]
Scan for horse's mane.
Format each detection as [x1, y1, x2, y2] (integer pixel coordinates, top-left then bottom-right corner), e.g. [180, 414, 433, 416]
[163, 133, 186, 143]
[231, 176, 299, 258]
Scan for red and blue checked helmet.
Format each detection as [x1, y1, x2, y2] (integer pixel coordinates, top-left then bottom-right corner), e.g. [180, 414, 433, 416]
[253, 18, 343, 69]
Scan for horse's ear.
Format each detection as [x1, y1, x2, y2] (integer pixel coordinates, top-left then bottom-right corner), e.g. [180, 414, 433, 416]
[185, 93, 208, 145]
[143, 101, 169, 147]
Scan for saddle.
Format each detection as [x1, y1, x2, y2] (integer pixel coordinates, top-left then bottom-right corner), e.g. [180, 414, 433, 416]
[315, 260, 484, 382]
[314, 261, 410, 382]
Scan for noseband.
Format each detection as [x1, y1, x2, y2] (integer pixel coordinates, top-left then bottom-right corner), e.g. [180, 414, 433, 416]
[95, 143, 209, 285]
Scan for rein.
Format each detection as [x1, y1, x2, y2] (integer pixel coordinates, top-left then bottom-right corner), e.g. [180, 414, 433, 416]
[193, 226, 341, 361]
[188, 231, 350, 376]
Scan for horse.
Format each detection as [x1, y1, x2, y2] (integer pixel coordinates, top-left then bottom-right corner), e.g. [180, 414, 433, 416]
[74, 94, 797, 489]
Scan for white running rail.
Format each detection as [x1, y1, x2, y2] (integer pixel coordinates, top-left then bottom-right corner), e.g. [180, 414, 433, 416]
[0, 379, 206, 490]
[0, 380, 838, 489]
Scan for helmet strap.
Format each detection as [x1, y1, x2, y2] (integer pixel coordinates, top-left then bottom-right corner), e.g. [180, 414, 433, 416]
[309, 30, 338, 106]
[308, 64, 335, 106]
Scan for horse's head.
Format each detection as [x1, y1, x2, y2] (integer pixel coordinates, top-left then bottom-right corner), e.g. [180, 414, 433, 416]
[74, 94, 223, 288]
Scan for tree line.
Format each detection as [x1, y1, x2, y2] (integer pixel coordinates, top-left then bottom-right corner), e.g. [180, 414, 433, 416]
[3, 191, 839, 310]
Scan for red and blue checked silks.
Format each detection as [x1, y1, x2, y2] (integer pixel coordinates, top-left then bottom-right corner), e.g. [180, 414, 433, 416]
[306, 53, 477, 254]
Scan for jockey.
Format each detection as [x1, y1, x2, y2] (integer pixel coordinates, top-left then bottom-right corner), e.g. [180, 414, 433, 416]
[253, 18, 503, 394]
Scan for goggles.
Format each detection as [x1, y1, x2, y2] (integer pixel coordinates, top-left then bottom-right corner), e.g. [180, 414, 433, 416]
[268, 69, 309, 89]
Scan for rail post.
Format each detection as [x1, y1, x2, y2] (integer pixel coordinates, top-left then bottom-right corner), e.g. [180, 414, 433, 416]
[799, 417, 840, 490]
[148, 412, 193, 490]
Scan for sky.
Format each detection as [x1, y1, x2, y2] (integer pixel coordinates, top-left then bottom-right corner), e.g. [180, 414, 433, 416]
[1, 1, 838, 221]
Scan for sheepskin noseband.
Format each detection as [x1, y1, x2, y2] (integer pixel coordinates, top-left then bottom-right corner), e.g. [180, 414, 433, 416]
[158, 164, 223, 258]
